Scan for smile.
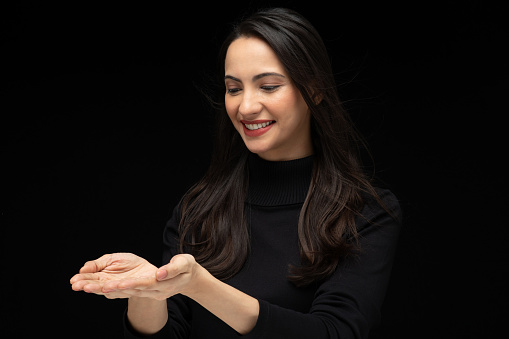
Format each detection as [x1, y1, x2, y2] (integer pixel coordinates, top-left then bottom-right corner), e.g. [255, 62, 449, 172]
[241, 120, 276, 137]
[244, 121, 275, 130]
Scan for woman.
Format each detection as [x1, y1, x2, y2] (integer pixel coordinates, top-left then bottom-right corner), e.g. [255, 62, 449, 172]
[70, 8, 401, 338]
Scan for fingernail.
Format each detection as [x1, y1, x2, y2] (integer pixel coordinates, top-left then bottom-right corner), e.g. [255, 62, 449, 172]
[157, 269, 168, 280]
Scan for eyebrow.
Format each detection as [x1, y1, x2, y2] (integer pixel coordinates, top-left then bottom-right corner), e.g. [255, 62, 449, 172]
[224, 72, 286, 82]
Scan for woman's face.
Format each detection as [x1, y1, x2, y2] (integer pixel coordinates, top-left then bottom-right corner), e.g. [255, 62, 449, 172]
[224, 36, 312, 161]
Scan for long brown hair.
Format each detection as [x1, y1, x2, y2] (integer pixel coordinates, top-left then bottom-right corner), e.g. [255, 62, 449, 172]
[178, 8, 383, 287]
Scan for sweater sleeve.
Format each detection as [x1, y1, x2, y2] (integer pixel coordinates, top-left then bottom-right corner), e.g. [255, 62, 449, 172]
[244, 189, 402, 339]
[124, 205, 192, 339]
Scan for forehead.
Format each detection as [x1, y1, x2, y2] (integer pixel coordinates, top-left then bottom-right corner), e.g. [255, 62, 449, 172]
[224, 37, 287, 77]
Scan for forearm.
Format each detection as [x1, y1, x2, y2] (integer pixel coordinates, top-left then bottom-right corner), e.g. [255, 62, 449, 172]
[184, 267, 259, 335]
[127, 297, 168, 336]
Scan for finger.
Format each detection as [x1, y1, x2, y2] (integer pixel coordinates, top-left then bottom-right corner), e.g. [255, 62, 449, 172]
[71, 280, 87, 291]
[101, 278, 143, 293]
[79, 254, 113, 274]
[157, 255, 190, 281]
[156, 268, 168, 281]
[101, 280, 122, 293]
[83, 282, 104, 294]
[72, 279, 103, 293]
[70, 273, 100, 284]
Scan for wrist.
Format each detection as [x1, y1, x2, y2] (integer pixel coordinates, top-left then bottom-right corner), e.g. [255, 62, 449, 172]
[179, 265, 259, 335]
[181, 262, 213, 299]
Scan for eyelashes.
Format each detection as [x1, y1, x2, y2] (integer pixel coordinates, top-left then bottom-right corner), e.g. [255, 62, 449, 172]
[261, 85, 280, 92]
[226, 85, 281, 95]
[226, 88, 241, 95]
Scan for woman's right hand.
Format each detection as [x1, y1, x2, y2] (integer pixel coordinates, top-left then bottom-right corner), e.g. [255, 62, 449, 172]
[70, 253, 157, 298]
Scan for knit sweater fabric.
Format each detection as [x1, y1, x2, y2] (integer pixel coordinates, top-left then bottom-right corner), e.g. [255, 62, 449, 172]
[124, 153, 401, 338]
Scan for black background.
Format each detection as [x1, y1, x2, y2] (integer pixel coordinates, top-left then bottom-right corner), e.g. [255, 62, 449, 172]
[2, 1, 507, 337]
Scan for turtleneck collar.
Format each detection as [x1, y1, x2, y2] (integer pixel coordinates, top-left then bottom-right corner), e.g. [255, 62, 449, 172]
[246, 152, 314, 206]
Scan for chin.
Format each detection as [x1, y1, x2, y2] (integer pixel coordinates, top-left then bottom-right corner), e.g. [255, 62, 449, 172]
[247, 147, 280, 161]
[244, 144, 269, 156]
[246, 146, 270, 156]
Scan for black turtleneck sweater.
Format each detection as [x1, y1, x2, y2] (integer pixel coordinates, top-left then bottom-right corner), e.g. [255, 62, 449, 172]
[124, 154, 401, 339]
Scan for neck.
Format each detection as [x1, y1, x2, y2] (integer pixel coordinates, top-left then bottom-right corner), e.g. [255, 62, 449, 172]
[246, 153, 314, 206]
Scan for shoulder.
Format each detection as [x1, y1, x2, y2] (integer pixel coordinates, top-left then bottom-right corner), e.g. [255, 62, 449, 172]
[361, 187, 401, 217]
[357, 187, 402, 233]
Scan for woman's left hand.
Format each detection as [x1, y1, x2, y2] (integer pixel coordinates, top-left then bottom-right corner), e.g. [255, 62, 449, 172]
[114, 253, 205, 300]
[72, 253, 205, 300]
[72, 252, 259, 334]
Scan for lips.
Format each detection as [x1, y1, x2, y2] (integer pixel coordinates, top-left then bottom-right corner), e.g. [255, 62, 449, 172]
[241, 120, 275, 137]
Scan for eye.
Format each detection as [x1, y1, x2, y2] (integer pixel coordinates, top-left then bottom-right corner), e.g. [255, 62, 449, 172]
[261, 85, 281, 92]
[226, 88, 242, 95]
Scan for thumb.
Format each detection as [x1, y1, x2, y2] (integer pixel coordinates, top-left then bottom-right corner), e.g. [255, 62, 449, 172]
[79, 254, 112, 274]
[156, 255, 190, 281]
[156, 267, 168, 281]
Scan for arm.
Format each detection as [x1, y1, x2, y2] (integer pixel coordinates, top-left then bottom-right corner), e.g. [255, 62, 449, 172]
[126, 297, 168, 336]
[74, 190, 400, 338]
[159, 206, 257, 334]
[155, 190, 400, 338]
[70, 254, 171, 336]
[116, 253, 259, 335]
[124, 293, 192, 339]
[71, 210, 259, 337]
[122, 203, 259, 336]
[244, 189, 402, 339]
[156, 189, 400, 338]
[157, 255, 260, 335]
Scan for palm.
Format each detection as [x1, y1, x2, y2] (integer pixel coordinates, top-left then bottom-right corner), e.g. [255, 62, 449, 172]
[92, 253, 157, 282]
[71, 252, 159, 294]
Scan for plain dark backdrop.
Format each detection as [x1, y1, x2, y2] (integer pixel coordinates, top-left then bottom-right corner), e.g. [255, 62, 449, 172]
[2, 1, 507, 338]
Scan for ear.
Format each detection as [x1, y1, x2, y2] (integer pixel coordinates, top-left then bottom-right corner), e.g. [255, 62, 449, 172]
[312, 91, 323, 105]
[306, 84, 323, 106]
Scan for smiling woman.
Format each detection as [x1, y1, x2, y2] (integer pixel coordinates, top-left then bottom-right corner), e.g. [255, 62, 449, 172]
[224, 37, 313, 161]
[70, 7, 401, 339]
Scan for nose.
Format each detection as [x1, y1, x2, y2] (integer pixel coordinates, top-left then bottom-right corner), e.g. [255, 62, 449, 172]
[238, 91, 262, 117]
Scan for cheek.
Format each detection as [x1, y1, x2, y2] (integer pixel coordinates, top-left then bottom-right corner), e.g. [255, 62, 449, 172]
[288, 90, 308, 112]
[271, 91, 308, 123]
[288, 91, 309, 121]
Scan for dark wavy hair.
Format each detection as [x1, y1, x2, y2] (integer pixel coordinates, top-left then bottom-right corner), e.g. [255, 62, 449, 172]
[178, 8, 382, 287]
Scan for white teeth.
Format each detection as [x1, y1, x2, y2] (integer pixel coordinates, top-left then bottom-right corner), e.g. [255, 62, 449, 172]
[245, 121, 274, 130]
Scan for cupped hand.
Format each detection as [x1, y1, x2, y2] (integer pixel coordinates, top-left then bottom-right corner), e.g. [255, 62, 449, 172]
[71, 253, 207, 301]
[70, 253, 157, 297]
